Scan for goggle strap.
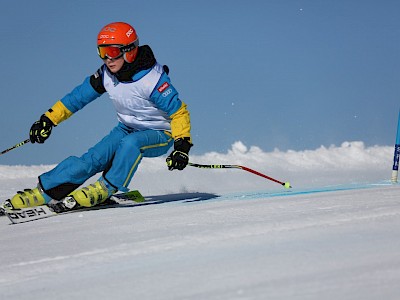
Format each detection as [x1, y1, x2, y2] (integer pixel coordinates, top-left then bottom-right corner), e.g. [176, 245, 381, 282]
[120, 39, 139, 53]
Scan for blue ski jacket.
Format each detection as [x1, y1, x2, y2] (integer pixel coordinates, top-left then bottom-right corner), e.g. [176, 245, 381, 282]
[43, 45, 191, 141]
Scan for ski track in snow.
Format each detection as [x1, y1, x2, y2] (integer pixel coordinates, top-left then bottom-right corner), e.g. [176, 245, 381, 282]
[0, 142, 399, 299]
[0, 180, 399, 299]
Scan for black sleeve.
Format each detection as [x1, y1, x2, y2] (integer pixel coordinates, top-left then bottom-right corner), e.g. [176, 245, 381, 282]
[90, 67, 106, 94]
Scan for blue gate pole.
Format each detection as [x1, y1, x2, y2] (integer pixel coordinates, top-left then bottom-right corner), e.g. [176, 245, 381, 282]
[392, 109, 400, 183]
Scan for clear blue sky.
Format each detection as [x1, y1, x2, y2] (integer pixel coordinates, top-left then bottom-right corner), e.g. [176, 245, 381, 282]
[1, 0, 399, 165]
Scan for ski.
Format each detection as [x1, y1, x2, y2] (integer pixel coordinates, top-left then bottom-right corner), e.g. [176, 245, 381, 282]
[3, 190, 145, 224]
[5, 206, 56, 223]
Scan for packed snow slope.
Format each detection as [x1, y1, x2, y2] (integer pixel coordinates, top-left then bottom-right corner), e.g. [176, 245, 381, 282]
[0, 141, 399, 300]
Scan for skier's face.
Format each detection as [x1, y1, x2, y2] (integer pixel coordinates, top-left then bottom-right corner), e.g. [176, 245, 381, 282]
[103, 56, 125, 73]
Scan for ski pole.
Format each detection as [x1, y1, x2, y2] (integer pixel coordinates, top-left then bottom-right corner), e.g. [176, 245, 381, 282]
[188, 162, 292, 189]
[0, 139, 30, 156]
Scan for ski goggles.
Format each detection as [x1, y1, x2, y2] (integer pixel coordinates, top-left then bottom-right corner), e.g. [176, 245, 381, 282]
[97, 40, 139, 59]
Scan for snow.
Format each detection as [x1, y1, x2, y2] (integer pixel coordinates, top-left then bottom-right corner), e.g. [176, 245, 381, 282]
[0, 141, 399, 300]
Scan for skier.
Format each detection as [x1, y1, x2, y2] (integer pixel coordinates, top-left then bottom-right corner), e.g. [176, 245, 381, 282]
[3, 22, 192, 211]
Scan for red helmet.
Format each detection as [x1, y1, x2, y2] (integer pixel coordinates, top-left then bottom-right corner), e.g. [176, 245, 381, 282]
[97, 22, 139, 63]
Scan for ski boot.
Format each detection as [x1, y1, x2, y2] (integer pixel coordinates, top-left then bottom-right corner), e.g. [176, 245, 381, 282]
[8, 185, 51, 209]
[68, 178, 116, 208]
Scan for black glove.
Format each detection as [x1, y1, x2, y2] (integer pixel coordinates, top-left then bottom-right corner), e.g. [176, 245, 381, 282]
[30, 115, 54, 144]
[166, 138, 193, 171]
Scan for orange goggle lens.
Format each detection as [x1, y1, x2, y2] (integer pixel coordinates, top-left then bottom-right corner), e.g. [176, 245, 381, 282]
[97, 45, 123, 59]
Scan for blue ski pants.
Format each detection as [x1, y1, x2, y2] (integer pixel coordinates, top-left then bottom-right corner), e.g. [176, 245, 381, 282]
[39, 122, 173, 195]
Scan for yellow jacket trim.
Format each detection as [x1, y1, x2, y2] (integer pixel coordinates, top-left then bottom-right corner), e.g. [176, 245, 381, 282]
[170, 102, 191, 142]
[44, 100, 73, 126]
